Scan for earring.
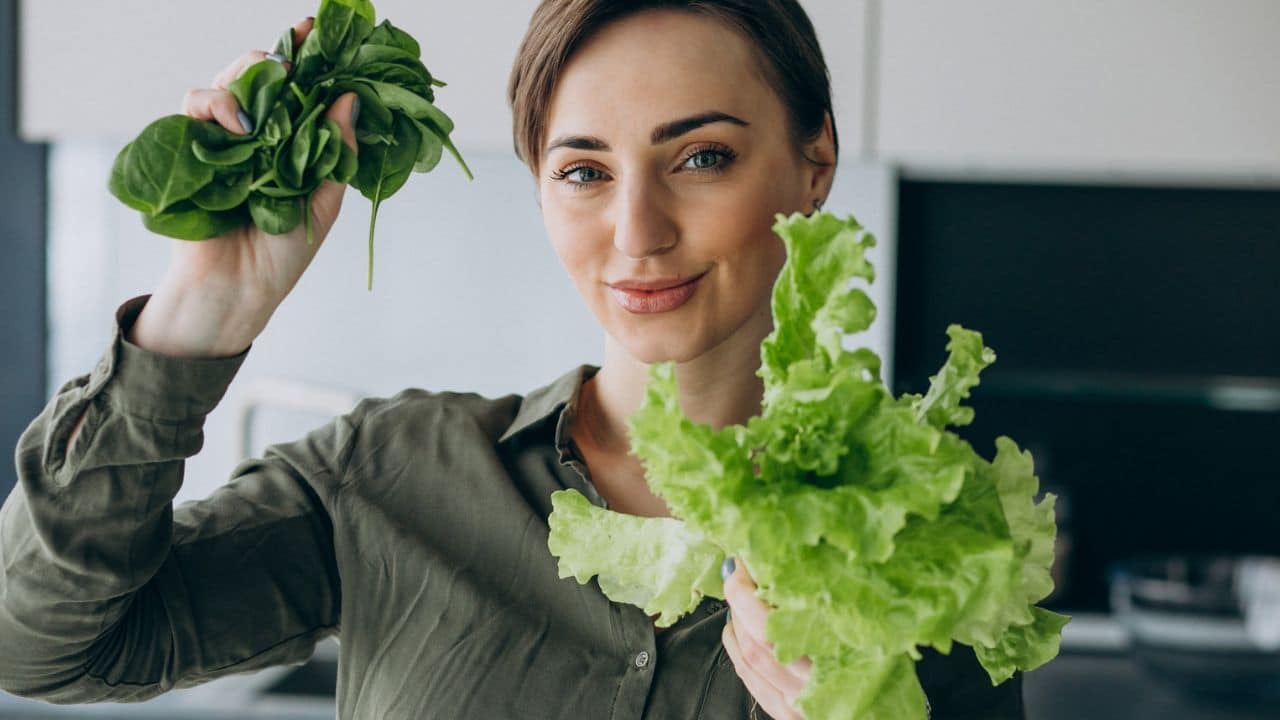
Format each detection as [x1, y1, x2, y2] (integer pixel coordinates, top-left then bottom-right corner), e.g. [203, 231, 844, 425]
[812, 197, 824, 212]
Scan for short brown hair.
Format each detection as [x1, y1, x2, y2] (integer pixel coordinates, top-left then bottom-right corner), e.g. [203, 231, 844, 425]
[507, 0, 838, 175]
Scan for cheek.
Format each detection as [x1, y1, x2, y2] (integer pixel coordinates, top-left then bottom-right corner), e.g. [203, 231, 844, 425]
[693, 186, 788, 280]
[546, 216, 604, 295]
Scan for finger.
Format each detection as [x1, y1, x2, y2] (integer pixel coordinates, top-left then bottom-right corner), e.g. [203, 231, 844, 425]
[307, 91, 360, 231]
[181, 87, 253, 135]
[291, 16, 315, 46]
[211, 50, 280, 90]
[725, 564, 812, 689]
[728, 606, 808, 705]
[723, 563, 774, 653]
[723, 620, 802, 720]
[324, 92, 360, 155]
[210, 14, 312, 89]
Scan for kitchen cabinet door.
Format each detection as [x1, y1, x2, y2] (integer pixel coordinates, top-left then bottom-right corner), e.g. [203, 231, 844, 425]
[20, 1, 872, 157]
[874, 0, 1280, 183]
[19, 0, 537, 151]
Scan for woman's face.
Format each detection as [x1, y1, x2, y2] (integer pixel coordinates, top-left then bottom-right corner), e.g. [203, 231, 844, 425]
[538, 9, 834, 365]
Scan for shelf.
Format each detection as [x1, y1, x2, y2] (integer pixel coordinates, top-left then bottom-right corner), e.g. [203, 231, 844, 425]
[974, 372, 1280, 413]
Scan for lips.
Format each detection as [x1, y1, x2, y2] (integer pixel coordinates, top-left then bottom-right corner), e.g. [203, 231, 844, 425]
[608, 270, 708, 292]
[608, 271, 706, 314]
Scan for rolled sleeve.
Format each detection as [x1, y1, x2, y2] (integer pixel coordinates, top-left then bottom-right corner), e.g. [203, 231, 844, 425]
[1, 294, 346, 704]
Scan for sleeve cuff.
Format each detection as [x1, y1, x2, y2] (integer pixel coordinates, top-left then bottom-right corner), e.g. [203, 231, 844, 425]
[84, 294, 252, 421]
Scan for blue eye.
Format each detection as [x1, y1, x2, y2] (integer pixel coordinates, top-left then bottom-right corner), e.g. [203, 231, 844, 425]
[549, 163, 608, 190]
[548, 144, 738, 190]
[680, 145, 738, 175]
[685, 149, 726, 170]
[567, 166, 603, 183]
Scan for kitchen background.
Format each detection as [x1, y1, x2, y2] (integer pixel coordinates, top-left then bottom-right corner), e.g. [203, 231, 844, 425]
[2, 1, 1278, 719]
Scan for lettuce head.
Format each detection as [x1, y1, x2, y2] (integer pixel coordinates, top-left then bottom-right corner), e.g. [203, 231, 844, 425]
[546, 210, 1069, 720]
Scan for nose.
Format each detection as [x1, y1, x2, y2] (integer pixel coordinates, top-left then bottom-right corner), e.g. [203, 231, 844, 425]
[612, 177, 678, 259]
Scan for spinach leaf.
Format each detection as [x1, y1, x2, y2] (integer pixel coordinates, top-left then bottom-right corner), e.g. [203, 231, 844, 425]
[114, 115, 216, 214]
[354, 113, 420, 288]
[336, 81, 394, 140]
[356, 79, 443, 127]
[108, 142, 150, 213]
[350, 44, 430, 75]
[416, 115, 472, 180]
[227, 59, 289, 134]
[317, 0, 375, 67]
[191, 168, 253, 211]
[356, 62, 433, 99]
[283, 111, 318, 188]
[332, 136, 359, 185]
[143, 199, 247, 240]
[272, 24, 296, 63]
[292, 24, 329, 87]
[249, 193, 304, 235]
[192, 136, 261, 166]
[365, 19, 420, 58]
[260, 104, 294, 147]
[310, 119, 345, 180]
[108, 0, 471, 289]
[408, 117, 443, 173]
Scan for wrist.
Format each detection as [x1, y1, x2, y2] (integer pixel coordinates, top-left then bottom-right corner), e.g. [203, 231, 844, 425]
[127, 271, 276, 359]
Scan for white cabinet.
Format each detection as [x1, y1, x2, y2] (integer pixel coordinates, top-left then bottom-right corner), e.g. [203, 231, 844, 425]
[19, 1, 871, 157]
[874, 0, 1280, 182]
[19, 0, 538, 151]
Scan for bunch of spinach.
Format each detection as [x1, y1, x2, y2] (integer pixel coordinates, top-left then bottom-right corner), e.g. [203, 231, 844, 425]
[107, 0, 472, 290]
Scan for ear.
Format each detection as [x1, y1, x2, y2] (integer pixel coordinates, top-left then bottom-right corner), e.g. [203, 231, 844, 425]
[803, 111, 837, 204]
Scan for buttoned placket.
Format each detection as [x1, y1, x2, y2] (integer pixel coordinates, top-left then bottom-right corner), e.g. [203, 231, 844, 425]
[553, 402, 660, 720]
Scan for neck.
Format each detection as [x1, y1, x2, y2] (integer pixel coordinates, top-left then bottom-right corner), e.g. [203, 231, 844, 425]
[580, 308, 773, 457]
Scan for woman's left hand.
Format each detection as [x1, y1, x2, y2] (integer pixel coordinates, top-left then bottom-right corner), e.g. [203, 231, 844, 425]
[721, 557, 812, 720]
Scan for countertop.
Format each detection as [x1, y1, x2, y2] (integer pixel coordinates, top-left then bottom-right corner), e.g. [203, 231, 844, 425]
[2, 615, 1274, 719]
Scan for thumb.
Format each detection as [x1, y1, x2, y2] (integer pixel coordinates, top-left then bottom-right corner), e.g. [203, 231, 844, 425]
[308, 92, 360, 233]
[326, 91, 360, 155]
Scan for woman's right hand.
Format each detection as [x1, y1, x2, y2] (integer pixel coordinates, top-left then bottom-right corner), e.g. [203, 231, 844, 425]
[128, 17, 360, 358]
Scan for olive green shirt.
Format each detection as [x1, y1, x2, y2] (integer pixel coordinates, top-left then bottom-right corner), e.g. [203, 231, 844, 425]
[0, 294, 1024, 719]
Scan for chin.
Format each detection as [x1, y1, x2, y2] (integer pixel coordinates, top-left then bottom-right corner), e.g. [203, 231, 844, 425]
[611, 323, 711, 366]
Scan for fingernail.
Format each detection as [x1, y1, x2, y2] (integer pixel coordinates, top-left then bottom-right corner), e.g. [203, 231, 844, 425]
[265, 52, 287, 64]
[351, 96, 361, 126]
[721, 557, 735, 581]
[726, 608, 733, 624]
[236, 109, 255, 134]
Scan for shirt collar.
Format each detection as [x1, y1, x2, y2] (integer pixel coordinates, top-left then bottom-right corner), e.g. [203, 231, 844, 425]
[498, 362, 602, 447]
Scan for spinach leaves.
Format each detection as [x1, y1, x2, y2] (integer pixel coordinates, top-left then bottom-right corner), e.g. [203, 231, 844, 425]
[108, 0, 472, 290]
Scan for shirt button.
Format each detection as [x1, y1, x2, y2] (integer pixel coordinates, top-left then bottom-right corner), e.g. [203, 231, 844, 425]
[634, 651, 650, 669]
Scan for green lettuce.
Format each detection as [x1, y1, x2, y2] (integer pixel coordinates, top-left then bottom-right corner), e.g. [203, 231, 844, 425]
[547, 211, 1069, 719]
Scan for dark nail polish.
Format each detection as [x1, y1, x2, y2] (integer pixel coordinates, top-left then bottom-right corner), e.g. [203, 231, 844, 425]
[351, 96, 362, 126]
[236, 109, 255, 134]
[721, 557, 735, 581]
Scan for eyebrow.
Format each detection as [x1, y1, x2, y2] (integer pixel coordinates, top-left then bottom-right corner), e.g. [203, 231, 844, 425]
[544, 111, 750, 158]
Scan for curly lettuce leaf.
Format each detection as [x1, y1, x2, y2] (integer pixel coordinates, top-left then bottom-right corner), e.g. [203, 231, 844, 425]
[547, 489, 724, 627]
[545, 211, 1068, 720]
[908, 324, 997, 430]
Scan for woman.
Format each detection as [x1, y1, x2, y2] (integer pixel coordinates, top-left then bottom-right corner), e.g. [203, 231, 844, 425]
[0, 2, 1023, 718]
